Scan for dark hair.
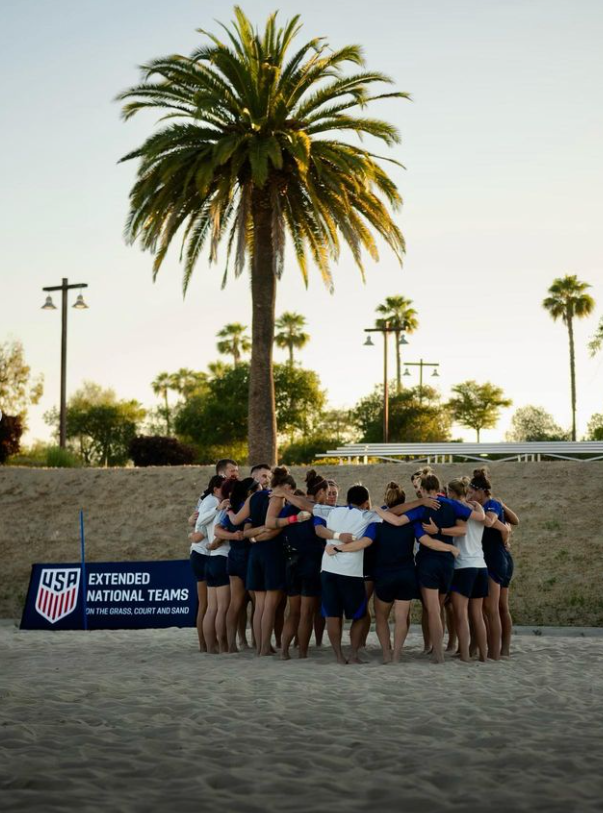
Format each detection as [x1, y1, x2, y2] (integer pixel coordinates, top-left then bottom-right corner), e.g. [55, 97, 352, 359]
[470, 467, 492, 495]
[271, 465, 296, 489]
[230, 477, 259, 508]
[384, 481, 406, 508]
[327, 479, 338, 488]
[347, 484, 369, 507]
[250, 463, 272, 475]
[305, 469, 328, 497]
[420, 474, 441, 493]
[216, 458, 237, 474]
[202, 474, 226, 499]
[220, 477, 239, 502]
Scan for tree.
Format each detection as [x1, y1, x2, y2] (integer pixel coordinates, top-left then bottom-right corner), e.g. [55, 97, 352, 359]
[45, 382, 146, 465]
[151, 372, 173, 434]
[447, 381, 512, 441]
[274, 312, 310, 366]
[353, 384, 451, 443]
[0, 340, 43, 427]
[375, 296, 418, 391]
[585, 413, 603, 441]
[588, 316, 603, 357]
[0, 414, 23, 464]
[118, 7, 408, 464]
[174, 362, 327, 462]
[543, 274, 595, 440]
[216, 323, 251, 368]
[505, 406, 569, 442]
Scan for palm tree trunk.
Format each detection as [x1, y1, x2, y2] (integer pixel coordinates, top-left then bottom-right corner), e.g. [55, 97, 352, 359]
[163, 390, 170, 435]
[476, 427, 480, 442]
[395, 329, 401, 392]
[288, 342, 294, 366]
[248, 189, 278, 465]
[567, 314, 577, 441]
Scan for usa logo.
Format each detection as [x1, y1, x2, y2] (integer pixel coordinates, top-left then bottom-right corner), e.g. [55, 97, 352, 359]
[35, 568, 81, 624]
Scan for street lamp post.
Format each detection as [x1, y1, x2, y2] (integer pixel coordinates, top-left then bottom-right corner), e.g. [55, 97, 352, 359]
[364, 323, 407, 443]
[41, 278, 89, 448]
[403, 358, 440, 401]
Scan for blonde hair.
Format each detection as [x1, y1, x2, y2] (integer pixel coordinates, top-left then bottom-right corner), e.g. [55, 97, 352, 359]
[448, 477, 470, 499]
[383, 480, 406, 508]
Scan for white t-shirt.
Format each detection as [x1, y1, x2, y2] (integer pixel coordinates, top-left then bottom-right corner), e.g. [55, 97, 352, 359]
[313, 505, 381, 578]
[454, 518, 487, 569]
[190, 494, 219, 556]
[209, 510, 230, 557]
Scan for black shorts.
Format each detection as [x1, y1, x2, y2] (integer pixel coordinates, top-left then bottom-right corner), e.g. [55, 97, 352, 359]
[416, 554, 455, 594]
[246, 541, 286, 592]
[484, 545, 513, 588]
[374, 565, 419, 603]
[320, 572, 367, 620]
[190, 551, 209, 582]
[451, 567, 489, 599]
[285, 551, 322, 598]
[206, 556, 230, 588]
[227, 548, 250, 584]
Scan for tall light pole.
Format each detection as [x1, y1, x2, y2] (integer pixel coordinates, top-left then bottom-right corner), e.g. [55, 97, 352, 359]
[403, 358, 440, 402]
[364, 323, 408, 442]
[41, 278, 89, 448]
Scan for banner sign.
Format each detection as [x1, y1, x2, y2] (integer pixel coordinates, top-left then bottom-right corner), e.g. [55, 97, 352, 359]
[21, 560, 197, 630]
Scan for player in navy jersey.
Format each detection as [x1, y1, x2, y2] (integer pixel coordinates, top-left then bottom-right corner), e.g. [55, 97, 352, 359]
[467, 468, 519, 659]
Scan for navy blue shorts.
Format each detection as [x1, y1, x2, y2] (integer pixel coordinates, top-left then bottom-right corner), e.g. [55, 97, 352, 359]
[285, 551, 322, 598]
[451, 567, 489, 599]
[416, 553, 455, 594]
[246, 541, 286, 592]
[374, 565, 419, 603]
[227, 548, 250, 584]
[206, 556, 230, 588]
[320, 572, 367, 620]
[484, 546, 513, 588]
[190, 551, 209, 582]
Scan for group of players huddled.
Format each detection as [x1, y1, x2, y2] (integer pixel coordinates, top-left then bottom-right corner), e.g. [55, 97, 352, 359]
[188, 459, 518, 664]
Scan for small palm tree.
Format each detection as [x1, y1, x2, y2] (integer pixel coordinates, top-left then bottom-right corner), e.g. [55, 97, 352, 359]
[375, 295, 418, 390]
[118, 7, 408, 463]
[216, 323, 251, 368]
[543, 274, 595, 440]
[275, 312, 309, 365]
[151, 371, 172, 434]
[588, 317, 603, 357]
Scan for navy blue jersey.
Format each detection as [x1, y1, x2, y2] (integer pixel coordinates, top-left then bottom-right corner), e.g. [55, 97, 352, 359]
[374, 506, 423, 571]
[222, 501, 249, 551]
[482, 498, 505, 551]
[413, 497, 469, 558]
[283, 506, 324, 554]
[249, 490, 271, 528]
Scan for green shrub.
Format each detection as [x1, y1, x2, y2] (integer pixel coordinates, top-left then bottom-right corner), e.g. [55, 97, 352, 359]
[45, 446, 82, 468]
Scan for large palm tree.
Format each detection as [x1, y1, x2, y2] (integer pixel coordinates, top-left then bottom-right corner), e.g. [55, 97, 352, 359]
[216, 323, 251, 368]
[375, 295, 418, 391]
[151, 371, 172, 434]
[275, 312, 309, 365]
[117, 7, 408, 463]
[543, 274, 595, 440]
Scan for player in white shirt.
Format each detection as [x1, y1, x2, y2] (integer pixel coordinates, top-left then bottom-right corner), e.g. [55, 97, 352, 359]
[313, 485, 381, 664]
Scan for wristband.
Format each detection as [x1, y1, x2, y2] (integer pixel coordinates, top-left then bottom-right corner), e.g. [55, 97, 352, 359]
[333, 532, 341, 541]
[287, 514, 299, 525]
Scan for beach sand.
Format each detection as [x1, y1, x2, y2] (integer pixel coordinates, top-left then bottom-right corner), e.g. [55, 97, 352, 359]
[2, 623, 603, 812]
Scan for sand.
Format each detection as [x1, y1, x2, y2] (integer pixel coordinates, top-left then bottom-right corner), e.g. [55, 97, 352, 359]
[2, 622, 603, 813]
[2, 462, 603, 625]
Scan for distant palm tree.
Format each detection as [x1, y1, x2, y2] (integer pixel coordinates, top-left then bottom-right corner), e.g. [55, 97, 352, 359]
[151, 371, 172, 434]
[169, 368, 207, 398]
[588, 317, 603, 357]
[275, 312, 309, 365]
[543, 274, 595, 440]
[117, 8, 408, 464]
[375, 295, 418, 391]
[217, 323, 251, 368]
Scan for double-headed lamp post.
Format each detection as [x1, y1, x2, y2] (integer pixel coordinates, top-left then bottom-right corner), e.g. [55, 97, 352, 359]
[364, 324, 409, 443]
[41, 278, 89, 448]
[403, 358, 440, 401]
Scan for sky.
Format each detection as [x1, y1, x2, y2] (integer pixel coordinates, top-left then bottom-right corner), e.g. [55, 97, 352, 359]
[1, 0, 602, 445]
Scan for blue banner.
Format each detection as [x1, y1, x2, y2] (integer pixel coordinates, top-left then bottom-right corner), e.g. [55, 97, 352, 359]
[20, 560, 198, 630]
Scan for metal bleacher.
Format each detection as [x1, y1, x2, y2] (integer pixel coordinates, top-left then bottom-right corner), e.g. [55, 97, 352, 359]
[317, 441, 603, 464]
